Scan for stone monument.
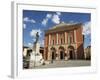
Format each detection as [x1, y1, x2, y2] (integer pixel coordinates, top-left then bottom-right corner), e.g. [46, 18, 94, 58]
[29, 32, 44, 68]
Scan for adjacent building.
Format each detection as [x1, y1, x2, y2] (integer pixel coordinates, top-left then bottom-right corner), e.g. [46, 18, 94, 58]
[44, 23, 84, 61]
[84, 46, 91, 60]
[23, 46, 44, 58]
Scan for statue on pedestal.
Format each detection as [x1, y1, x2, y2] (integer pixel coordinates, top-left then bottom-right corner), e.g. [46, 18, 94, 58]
[29, 32, 44, 68]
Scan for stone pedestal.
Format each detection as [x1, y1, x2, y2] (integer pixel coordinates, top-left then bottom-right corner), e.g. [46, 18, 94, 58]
[36, 42, 40, 53]
[29, 42, 44, 68]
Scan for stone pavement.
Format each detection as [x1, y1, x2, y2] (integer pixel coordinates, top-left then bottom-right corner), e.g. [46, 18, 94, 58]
[33, 60, 91, 69]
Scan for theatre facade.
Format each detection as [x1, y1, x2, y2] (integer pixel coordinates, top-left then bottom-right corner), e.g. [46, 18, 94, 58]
[44, 23, 84, 61]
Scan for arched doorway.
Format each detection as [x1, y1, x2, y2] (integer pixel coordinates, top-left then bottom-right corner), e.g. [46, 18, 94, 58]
[60, 51, 64, 60]
[59, 46, 65, 60]
[51, 47, 56, 60]
[52, 52, 55, 60]
[68, 45, 75, 59]
[69, 50, 73, 59]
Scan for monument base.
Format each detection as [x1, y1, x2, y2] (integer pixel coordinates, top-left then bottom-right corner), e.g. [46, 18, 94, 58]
[29, 53, 44, 68]
[29, 42, 44, 68]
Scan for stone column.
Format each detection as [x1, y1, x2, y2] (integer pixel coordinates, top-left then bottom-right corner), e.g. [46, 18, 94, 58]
[74, 30, 77, 48]
[56, 48, 59, 60]
[74, 30, 76, 42]
[47, 48, 51, 61]
[65, 50, 68, 60]
[67, 50, 70, 59]
[75, 49, 77, 59]
[74, 30, 78, 59]
[65, 32, 66, 44]
[56, 33, 58, 44]
[49, 34, 51, 45]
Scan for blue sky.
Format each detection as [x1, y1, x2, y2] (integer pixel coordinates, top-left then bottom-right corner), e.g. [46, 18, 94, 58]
[23, 10, 91, 48]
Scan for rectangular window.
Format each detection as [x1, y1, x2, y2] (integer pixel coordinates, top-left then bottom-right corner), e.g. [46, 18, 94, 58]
[68, 32, 70, 44]
[53, 40, 54, 45]
[61, 38, 62, 44]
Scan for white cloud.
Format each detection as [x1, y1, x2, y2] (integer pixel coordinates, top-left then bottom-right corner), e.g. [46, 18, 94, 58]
[52, 14, 60, 24]
[46, 14, 52, 18]
[41, 14, 52, 26]
[23, 24, 26, 29]
[23, 17, 28, 21]
[28, 43, 33, 47]
[30, 29, 42, 37]
[42, 18, 48, 26]
[82, 21, 91, 35]
[23, 17, 36, 23]
[56, 12, 61, 16]
[51, 12, 62, 24]
[41, 12, 62, 25]
[31, 19, 36, 23]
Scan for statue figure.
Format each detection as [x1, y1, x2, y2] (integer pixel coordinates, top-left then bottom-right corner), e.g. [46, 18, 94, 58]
[34, 32, 39, 44]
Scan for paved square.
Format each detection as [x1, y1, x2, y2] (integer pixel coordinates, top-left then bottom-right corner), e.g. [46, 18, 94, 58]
[34, 60, 91, 69]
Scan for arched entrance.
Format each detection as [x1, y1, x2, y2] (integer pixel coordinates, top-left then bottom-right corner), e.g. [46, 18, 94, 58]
[68, 45, 75, 59]
[52, 52, 55, 60]
[59, 46, 65, 60]
[51, 47, 56, 60]
[60, 51, 64, 60]
[69, 50, 73, 59]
